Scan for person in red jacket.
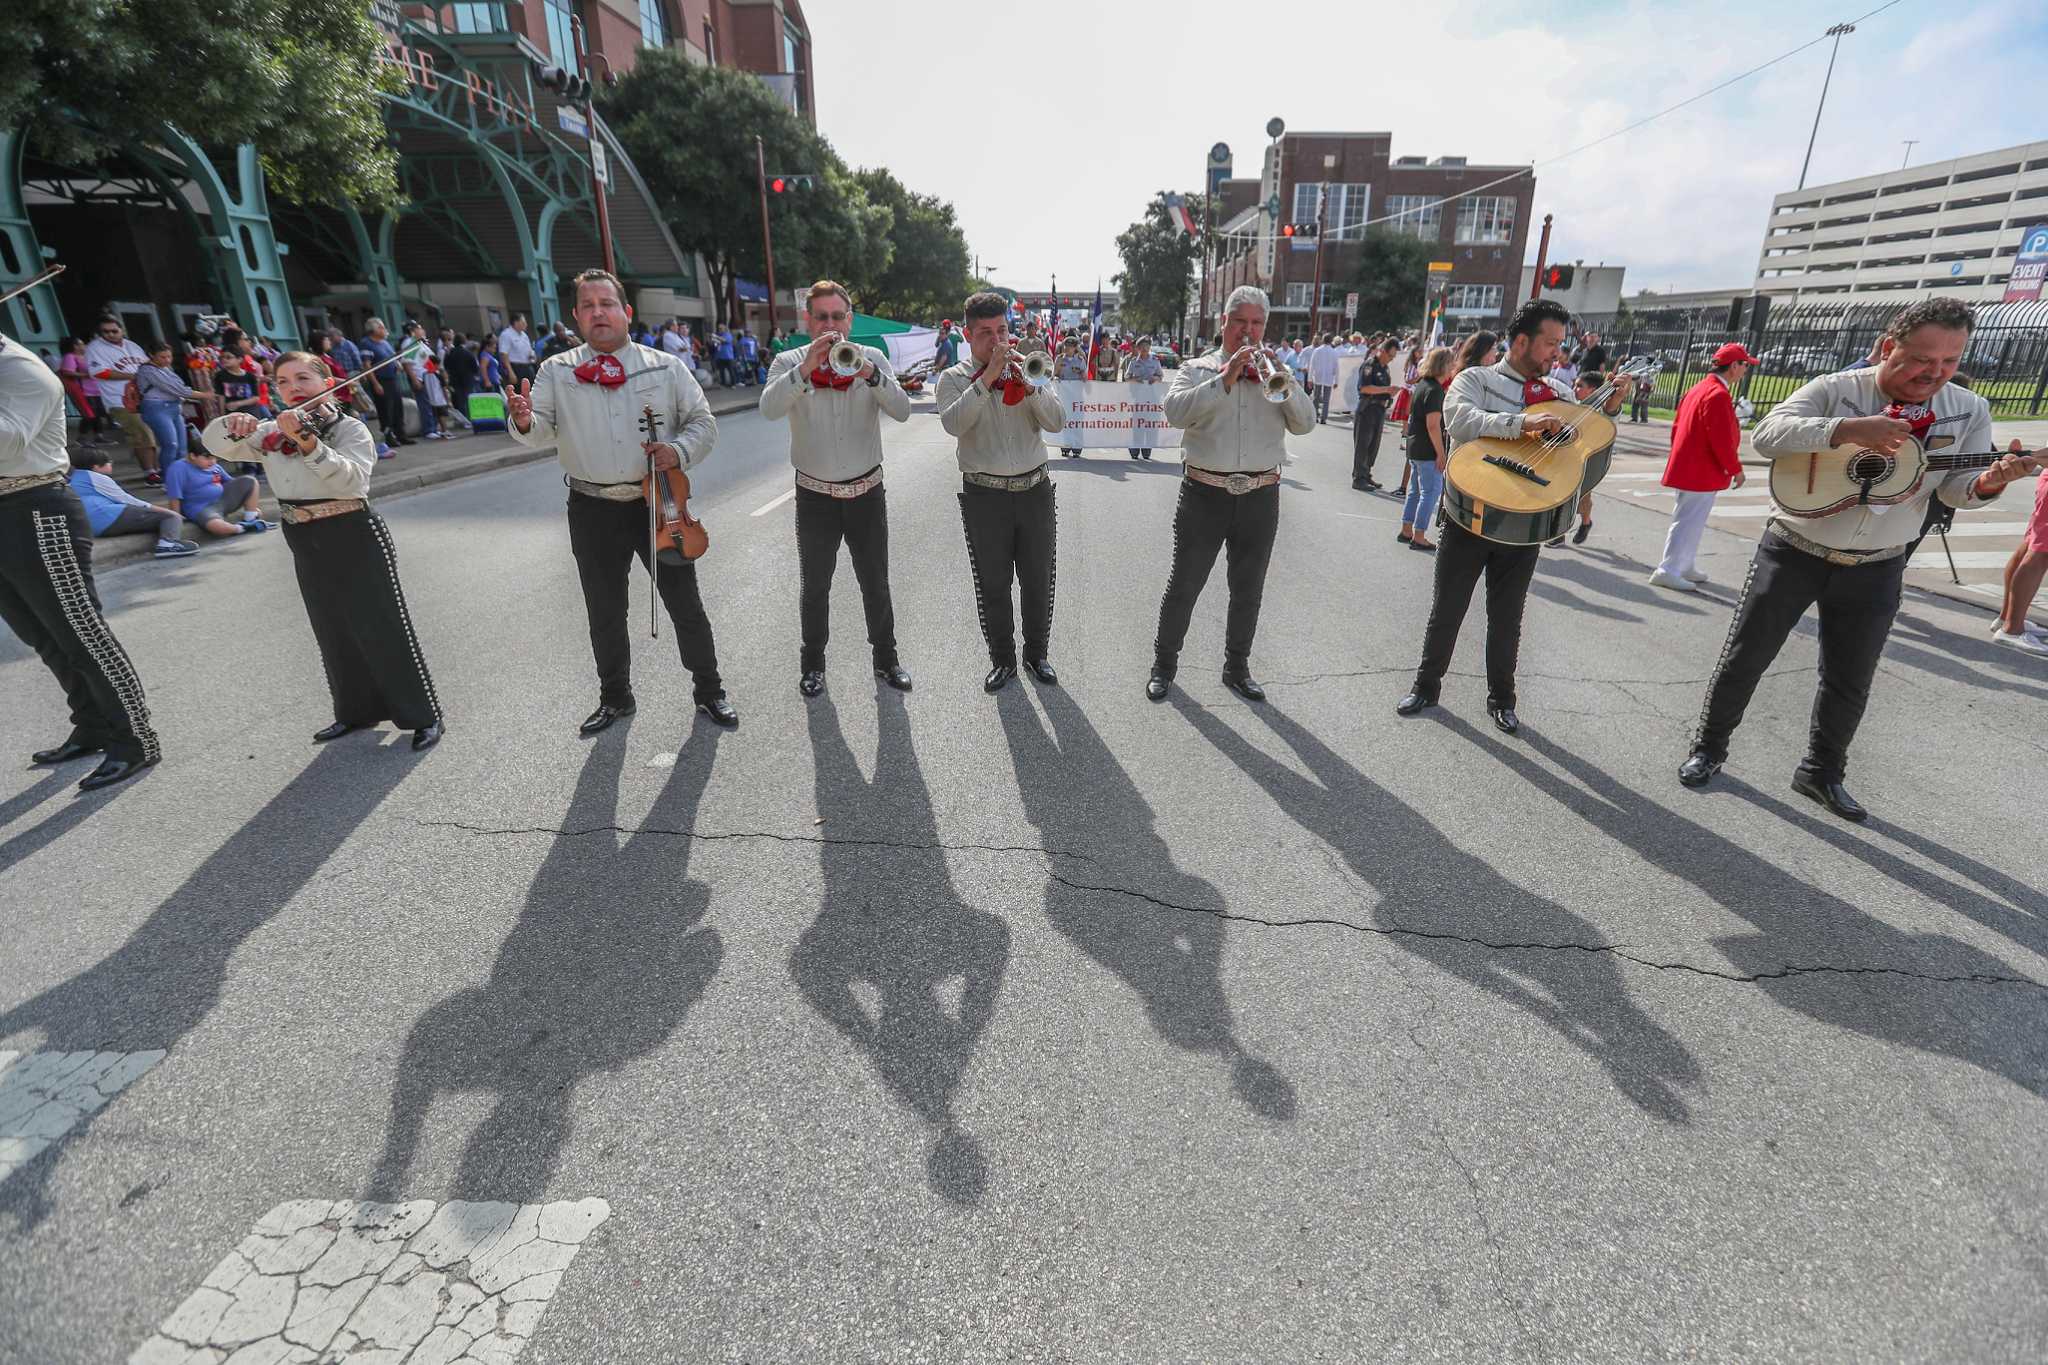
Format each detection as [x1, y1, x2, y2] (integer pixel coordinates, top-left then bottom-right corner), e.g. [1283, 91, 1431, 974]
[1650, 343, 1755, 590]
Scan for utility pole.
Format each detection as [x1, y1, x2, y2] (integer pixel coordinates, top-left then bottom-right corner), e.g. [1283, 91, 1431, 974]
[1307, 183, 1328, 337]
[565, 18, 616, 277]
[754, 135, 778, 336]
[1796, 23, 1856, 191]
[1528, 213, 1554, 300]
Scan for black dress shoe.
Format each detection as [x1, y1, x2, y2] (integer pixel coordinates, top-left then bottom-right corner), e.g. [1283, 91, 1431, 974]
[1024, 657, 1059, 685]
[799, 670, 825, 698]
[78, 754, 156, 792]
[31, 739, 103, 765]
[1678, 751, 1721, 788]
[1145, 672, 1170, 702]
[983, 663, 1016, 693]
[579, 702, 635, 736]
[875, 665, 913, 692]
[1395, 692, 1435, 716]
[411, 721, 443, 752]
[1222, 671, 1266, 703]
[1572, 519, 1592, 546]
[312, 721, 362, 744]
[1792, 773, 1867, 822]
[1487, 704, 1520, 735]
[696, 694, 739, 727]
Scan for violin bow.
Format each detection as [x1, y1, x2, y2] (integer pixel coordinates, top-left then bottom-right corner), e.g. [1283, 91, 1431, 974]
[640, 405, 664, 640]
[279, 348, 408, 421]
[0, 263, 64, 311]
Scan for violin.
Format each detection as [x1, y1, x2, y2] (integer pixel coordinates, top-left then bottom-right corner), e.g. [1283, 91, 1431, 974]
[639, 404, 706, 639]
[260, 399, 346, 455]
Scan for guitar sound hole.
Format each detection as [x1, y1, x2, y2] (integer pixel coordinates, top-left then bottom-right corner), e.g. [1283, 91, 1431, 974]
[1848, 453, 1892, 484]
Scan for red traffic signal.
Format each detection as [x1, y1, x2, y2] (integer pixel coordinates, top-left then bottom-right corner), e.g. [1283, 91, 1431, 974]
[1542, 263, 1575, 290]
[771, 177, 786, 193]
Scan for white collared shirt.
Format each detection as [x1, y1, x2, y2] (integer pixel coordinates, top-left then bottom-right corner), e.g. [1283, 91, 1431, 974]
[934, 359, 1065, 475]
[1442, 360, 1574, 445]
[510, 342, 716, 484]
[1751, 368, 2000, 553]
[203, 412, 378, 500]
[85, 336, 148, 403]
[758, 345, 910, 482]
[1307, 346, 1340, 386]
[498, 326, 535, 365]
[0, 338, 69, 478]
[1164, 347, 1316, 472]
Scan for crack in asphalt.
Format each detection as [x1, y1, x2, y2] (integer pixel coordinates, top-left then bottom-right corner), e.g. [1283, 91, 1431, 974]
[1039, 869, 2048, 993]
[420, 818, 1097, 863]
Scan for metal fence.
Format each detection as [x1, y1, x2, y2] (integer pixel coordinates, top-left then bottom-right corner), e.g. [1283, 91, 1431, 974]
[1587, 299, 2048, 419]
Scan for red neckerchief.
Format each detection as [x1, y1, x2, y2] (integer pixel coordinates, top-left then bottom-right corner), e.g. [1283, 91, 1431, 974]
[1882, 400, 1937, 438]
[573, 353, 626, 387]
[971, 364, 1029, 406]
[809, 366, 857, 392]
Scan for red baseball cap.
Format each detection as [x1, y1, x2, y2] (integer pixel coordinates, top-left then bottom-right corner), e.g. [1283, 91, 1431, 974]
[1713, 343, 1760, 366]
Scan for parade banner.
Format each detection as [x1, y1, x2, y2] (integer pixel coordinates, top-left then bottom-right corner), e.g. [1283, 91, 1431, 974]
[1055, 381, 1183, 449]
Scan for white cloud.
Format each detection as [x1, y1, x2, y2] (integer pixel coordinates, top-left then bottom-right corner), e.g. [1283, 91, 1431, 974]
[807, 0, 2046, 300]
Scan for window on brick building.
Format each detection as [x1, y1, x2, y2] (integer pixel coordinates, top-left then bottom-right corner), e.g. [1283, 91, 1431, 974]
[638, 0, 668, 47]
[1385, 195, 1443, 241]
[1442, 283, 1504, 314]
[543, 0, 577, 67]
[1454, 196, 1516, 245]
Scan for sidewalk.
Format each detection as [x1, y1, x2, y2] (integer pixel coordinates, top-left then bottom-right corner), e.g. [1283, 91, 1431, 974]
[76, 388, 763, 572]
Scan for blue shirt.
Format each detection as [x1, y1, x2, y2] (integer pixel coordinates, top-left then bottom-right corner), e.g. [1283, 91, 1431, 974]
[739, 333, 758, 359]
[166, 459, 234, 511]
[715, 335, 735, 361]
[333, 336, 363, 373]
[361, 336, 406, 393]
[68, 468, 148, 534]
[935, 334, 960, 367]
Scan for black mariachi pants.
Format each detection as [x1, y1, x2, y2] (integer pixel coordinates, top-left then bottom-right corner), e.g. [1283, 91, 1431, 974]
[796, 478, 897, 673]
[958, 478, 1056, 668]
[1693, 530, 1905, 783]
[1351, 402, 1387, 482]
[1151, 478, 1280, 678]
[281, 507, 441, 731]
[567, 489, 723, 706]
[0, 483, 158, 763]
[1410, 520, 1541, 708]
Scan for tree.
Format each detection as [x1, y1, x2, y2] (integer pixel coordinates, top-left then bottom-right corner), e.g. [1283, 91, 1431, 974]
[1346, 229, 1438, 333]
[0, 0, 400, 206]
[1113, 192, 1203, 335]
[845, 167, 973, 323]
[603, 50, 889, 326]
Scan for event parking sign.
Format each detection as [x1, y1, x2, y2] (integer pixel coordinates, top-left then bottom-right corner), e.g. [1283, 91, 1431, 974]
[2004, 223, 2048, 303]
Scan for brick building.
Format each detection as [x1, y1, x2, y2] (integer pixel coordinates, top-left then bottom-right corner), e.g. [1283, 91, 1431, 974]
[1201, 131, 1534, 341]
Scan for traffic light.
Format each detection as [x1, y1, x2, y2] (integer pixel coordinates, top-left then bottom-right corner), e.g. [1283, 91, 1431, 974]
[536, 65, 591, 101]
[1280, 222, 1319, 239]
[1542, 263, 1575, 291]
[768, 174, 815, 194]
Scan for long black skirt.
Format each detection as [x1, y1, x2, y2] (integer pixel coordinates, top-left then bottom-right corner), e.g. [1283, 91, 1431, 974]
[282, 507, 441, 731]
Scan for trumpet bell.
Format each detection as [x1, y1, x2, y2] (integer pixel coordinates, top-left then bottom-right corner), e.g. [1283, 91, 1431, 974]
[1253, 352, 1293, 403]
[1019, 352, 1054, 389]
[828, 341, 864, 378]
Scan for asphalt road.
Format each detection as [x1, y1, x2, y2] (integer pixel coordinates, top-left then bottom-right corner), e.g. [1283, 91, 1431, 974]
[4, 396, 2046, 1363]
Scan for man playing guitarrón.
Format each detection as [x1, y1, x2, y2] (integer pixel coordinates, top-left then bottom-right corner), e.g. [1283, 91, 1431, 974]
[509, 268, 739, 733]
[1397, 298, 1627, 734]
[1680, 297, 2037, 820]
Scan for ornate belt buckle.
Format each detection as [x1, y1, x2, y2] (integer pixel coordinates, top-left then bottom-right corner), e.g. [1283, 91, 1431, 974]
[1226, 472, 1251, 495]
[1826, 550, 1859, 566]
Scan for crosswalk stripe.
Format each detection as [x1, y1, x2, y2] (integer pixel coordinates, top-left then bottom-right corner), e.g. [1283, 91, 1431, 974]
[0, 1049, 165, 1184]
[130, 1198, 610, 1364]
[750, 487, 796, 517]
[1908, 550, 2027, 570]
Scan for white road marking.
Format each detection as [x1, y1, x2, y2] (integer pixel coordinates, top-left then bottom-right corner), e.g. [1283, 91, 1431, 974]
[0, 1048, 164, 1184]
[749, 488, 796, 517]
[131, 1198, 610, 1364]
[1908, 550, 2028, 570]
[1602, 471, 1665, 481]
[648, 752, 676, 768]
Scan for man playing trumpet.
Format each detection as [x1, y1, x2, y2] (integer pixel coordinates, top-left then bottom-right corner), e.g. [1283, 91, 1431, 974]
[936, 291, 1066, 692]
[760, 279, 913, 697]
[1146, 286, 1315, 703]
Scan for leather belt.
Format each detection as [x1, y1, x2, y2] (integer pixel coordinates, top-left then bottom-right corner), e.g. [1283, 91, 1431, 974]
[0, 471, 66, 498]
[1766, 518, 1911, 568]
[279, 498, 367, 525]
[962, 466, 1048, 492]
[1185, 466, 1279, 495]
[796, 466, 882, 499]
[568, 476, 645, 503]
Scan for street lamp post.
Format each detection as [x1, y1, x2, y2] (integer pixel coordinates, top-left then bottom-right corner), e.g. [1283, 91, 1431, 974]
[1796, 23, 1855, 192]
[567, 18, 617, 278]
[754, 136, 779, 337]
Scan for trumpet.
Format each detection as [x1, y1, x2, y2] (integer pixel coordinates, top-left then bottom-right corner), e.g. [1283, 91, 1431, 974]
[1017, 351, 1054, 389]
[1250, 350, 1293, 403]
[828, 339, 864, 378]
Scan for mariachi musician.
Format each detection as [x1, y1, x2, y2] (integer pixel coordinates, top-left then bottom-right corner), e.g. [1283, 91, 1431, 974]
[509, 268, 737, 733]
[205, 352, 443, 751]
[1681, 297, 2038, 821]
[1146, 285, 1315, 704]
[1396, 298, 1627, 735]
[0, 325, 160, 790]
[759, 279, 913, 697]
[935, 291, 1066, 692]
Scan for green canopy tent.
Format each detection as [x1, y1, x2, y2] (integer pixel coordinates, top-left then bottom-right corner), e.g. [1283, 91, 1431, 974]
[778, 312, 917, 351]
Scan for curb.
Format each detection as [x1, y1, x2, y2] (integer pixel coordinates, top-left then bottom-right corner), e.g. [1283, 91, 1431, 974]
[88, 391, 763, 575]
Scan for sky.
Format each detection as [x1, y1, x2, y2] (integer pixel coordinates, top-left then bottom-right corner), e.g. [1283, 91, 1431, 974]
[805, 0, 2048, 298]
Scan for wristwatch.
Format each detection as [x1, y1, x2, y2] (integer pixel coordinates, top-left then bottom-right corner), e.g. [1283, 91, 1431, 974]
[864, 368, 882, 387]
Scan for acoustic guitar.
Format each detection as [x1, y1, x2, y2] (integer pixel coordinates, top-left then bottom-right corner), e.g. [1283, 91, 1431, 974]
[1441, 360, 1655, 545]
[1768, 435, 2045, 518]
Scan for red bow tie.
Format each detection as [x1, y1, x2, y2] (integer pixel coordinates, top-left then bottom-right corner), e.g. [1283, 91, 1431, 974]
[1521, 377, 1556, 406]
[1882, 401, 1937, 438]
[971, 365, 1029, 406]
[573, 354, 626, 387]
[809, 366, 857, 392]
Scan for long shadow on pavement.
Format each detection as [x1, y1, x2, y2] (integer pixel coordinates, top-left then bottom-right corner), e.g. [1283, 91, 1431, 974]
[1179, 701, 1699, 1122]
[998, 686, 1299, 1122]
[791, 691, 1009, 1207]
[0, 743, 418, 1227]
[1476, 721, 2048, 1102]
[367, 727, 724, 1202]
